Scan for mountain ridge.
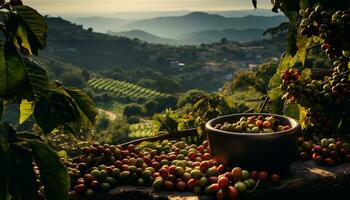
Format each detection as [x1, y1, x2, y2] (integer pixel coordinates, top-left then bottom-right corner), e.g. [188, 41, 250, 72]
[177, 28, 267, 44]
[70, 16, 131, 32]
[120, 12, 287, 37]
[113, 30, 176, 45]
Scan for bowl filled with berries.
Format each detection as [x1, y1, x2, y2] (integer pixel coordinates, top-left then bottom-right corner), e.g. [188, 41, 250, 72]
[205, 113, 301, 170]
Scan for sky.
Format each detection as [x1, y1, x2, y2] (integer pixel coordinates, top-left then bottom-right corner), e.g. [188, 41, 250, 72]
[25, 0, 272, 15]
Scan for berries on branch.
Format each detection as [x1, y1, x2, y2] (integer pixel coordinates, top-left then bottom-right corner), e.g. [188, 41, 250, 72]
[299, 6, 350, 58]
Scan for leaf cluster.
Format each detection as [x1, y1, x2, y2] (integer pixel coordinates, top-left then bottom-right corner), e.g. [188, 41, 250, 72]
[0, 2, 97, 200]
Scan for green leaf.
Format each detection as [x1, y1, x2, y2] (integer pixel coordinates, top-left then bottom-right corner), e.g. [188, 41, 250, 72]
[270, 97, 284, 114]
[64, 87, 97, 127]
[13, 18, 32, 55]
[9, 144, 37, 200]
[299, 106, 308, 129]
[268, 73, 282, 90]
[19, 99, 34, 124]
[25, 139, 70, 200]
[268, 87, 283, 101]
[0, 42, 27, 100]
[0, 122, 16, 200]
[34, 89, 80, 134]
[14, 6, 48, 55]
[283, 102, 300, 120]
[295, 32, 308, 65]
[300, 68, 312, 80]
[22, 57, 49, 100]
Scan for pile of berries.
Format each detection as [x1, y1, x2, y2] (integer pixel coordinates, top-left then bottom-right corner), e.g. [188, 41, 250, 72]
[298, 137, 350, 166]
[214, 115, 291, 133]
[35, 140, 283, 200]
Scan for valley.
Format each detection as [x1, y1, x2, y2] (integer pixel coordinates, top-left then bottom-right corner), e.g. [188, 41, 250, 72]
[32, 14, 288, 143]
[71, 11, 287, 44]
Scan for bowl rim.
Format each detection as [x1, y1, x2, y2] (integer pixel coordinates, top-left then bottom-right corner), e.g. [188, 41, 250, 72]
[205, 113, 300, 136]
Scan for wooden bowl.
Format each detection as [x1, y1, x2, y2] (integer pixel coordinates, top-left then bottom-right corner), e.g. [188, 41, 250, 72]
[205, 113, 301, 171]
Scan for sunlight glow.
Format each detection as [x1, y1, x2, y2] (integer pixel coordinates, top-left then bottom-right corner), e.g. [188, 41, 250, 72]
[25, 0, 271, 14]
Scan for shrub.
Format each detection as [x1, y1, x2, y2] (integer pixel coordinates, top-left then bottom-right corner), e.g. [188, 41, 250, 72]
[123, 103, 145, 117]
[177, 89, 207, 107]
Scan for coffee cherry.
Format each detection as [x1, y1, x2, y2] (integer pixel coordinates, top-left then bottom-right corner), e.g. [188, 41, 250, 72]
[258, 171, 269, 181]
[270, 173, 281, 182]
[227, 186, 238, 200]
[234, 181, 247, 193]
[190, 169, 202, 179]
[214, 189, 225, 200]
[153, 178, 164, 191]
[218, 176, 229, 189]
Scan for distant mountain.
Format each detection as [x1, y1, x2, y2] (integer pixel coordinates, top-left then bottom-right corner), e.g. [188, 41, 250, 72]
[213, 9, 282, 17]
[113, 30, 176, 45]
[56, 8, 280, 19]
[177, 29, 267, 44]
[70, 16, 131, 32]
[120, 12, 287, 38]
[112, 29, 266, 45]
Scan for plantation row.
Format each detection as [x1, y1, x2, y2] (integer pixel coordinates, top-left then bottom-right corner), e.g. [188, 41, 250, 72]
[88, 77, 169, 100]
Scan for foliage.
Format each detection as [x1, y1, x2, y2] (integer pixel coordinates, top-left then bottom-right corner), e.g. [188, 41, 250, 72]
[123, 103, 145, 117]
[177, 89, 207, 107]
[153, 109, 179, 133]
[0, 1, 97, 200]
[153, 93, 245, 141]
[95, 114, 110, 131]
[91, 115, 129, 144]
[153, 95, 177, 112]
[143, 100, 159, 115]
[223, 61, 278, 94]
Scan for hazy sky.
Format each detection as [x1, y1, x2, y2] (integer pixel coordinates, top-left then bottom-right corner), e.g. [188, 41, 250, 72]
[25, 0, 272, 14]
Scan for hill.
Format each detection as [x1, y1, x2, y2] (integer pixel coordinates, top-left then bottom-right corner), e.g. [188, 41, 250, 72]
[40, 17, 286, 93]
[177, 29, 267, 44]
[111, 29, 266, 45]
[70, 17, 130, 32]
[120, 12, 287, 37]
[112, 30, 176, 45]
